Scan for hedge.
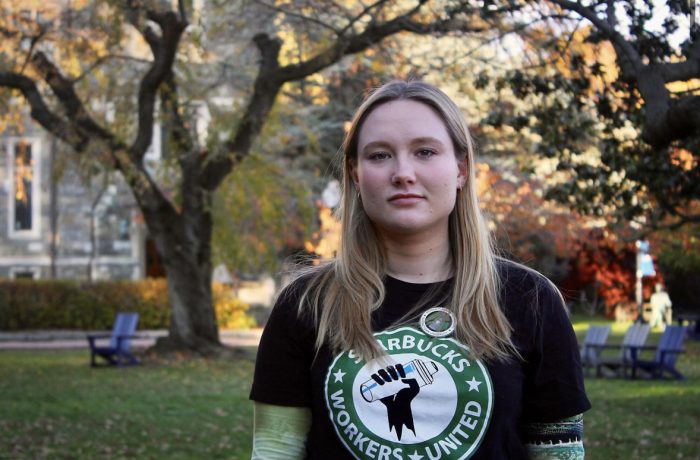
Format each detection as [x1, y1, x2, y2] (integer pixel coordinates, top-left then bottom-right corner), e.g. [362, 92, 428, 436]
[0, 279, 255, 330]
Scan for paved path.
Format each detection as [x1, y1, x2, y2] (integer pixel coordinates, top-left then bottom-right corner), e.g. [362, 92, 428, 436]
[0, 329, 263, 350]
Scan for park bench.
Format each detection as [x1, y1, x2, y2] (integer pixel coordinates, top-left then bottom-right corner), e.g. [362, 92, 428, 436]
[595, 323, 650, 378]
[87, 312, 140, 367]
[579, 325, 612, 376]
[627, 325, 687, 380]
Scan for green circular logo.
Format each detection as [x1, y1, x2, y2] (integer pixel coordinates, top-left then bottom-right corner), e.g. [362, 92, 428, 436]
[325, 326, 493, 459]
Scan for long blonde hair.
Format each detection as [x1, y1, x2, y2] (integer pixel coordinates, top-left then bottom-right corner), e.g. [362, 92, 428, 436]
[298, 80, 515, 362]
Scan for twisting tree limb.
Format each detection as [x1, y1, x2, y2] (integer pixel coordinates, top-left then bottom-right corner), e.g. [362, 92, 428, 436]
[548, 0, 643, 76]
[71, 54, 154, 83]
[0, 71, 88, 149]
[549, 0, 700, 148]
[253, 0, 342, 34]
[132, 10, 188, 161]
[31, 51, 116, 146]
[199, 2, 495, 190]
[202, 32, 284, 189]
[0, 61, 174, 224]
[658, 38, 700, 82]
[338, 0, 389, 36]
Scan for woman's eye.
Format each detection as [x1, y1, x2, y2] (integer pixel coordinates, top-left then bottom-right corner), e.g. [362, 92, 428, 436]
[368, 152, 390, 160]
[417, 148, 437, 157]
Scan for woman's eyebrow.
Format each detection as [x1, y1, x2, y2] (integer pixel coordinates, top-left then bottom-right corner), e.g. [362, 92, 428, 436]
[360, 141, 392, 154]
[410, 136, 446, 148]
[360, 137, 446, 154]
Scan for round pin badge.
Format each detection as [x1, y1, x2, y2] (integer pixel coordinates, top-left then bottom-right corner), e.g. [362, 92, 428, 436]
[420, 307, 456, 337]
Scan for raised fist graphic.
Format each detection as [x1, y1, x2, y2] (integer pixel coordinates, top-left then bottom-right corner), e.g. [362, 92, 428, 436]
[368, 363, 420, 440]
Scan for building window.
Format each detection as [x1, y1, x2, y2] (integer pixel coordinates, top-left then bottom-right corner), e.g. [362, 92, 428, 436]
[118, 217, 130, 241]
[7, 137, 41, 239]
[9, 267, 40, 279]
[14, 141, 33, 231]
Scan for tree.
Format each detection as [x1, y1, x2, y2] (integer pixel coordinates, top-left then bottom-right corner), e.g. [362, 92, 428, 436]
[0, 0, 519, 353]
[212, 153, 314, 276]
[478, 1, 699, 229]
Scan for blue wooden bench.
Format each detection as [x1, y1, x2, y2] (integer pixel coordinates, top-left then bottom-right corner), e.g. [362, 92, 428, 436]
[87, 312, 140, 367]
[579, 325, 611, 376]
[628, 325, 687, 380]
[595, 323, 650, 378]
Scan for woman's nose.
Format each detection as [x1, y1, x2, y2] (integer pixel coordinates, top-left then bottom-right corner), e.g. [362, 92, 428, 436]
[391, 156, 416, 185]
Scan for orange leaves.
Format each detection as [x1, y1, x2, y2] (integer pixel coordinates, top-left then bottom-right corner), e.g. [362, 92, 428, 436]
[305, 201, 341, 262]
[670, 148, 696, 171]
[477, 161, 585, 261]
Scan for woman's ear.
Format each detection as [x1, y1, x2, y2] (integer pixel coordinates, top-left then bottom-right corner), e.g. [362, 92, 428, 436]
[349, 160, 359, 187]
[457, 158, 468, 189]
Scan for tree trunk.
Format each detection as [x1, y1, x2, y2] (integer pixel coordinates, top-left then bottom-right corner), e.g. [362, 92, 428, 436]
[148, 205, 223, 354]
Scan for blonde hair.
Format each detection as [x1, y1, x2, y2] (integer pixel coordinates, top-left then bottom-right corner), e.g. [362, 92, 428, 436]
[298, 80, 515, 362]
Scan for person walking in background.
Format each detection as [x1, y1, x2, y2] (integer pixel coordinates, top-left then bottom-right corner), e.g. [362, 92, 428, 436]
[650, 283, 673, 330]
[250, 80, 590, 459]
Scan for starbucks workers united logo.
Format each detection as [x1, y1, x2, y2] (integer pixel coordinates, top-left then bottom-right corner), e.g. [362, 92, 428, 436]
[324, 326, 493, 460]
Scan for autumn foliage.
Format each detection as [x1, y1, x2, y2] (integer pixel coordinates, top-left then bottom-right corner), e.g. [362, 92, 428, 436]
[478, 163, 663, 317]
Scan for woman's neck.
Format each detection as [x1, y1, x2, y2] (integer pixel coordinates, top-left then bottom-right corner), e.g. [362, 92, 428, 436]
[382, 232, 453, 284]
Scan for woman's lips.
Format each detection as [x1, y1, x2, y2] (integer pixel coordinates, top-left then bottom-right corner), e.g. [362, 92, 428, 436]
[388, 193, 424, 205]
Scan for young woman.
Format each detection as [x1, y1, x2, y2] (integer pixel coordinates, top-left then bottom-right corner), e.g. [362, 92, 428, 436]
[250, 80, 590, 459]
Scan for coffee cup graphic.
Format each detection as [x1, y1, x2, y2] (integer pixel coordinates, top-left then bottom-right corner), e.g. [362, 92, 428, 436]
[360, 359, 439, 402]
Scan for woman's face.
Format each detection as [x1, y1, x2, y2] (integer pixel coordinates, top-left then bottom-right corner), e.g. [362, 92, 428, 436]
[352, 99, 467, 240]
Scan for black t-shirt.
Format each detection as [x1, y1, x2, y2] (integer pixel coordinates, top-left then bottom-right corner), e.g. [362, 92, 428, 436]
[250, 262, 590, 459]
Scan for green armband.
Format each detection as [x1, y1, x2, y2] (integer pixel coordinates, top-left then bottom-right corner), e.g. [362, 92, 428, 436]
[252, 402, 312, 460]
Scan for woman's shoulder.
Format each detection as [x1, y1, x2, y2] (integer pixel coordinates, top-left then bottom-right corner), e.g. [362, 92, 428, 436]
[275, 263, 334, 307]
[496, 257, 549, 290]
[265, 266, 331, 332]
[495, 257, 562, 307]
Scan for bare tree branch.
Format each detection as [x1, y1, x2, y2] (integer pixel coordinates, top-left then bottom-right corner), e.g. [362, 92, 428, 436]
[653, 191, 700, 230]
[277, 12, 488, 83]
[253, 0, 342, 34]
[327, 0, 356, 22]
[657, 38, 700, 83]
[0, 71, 88, 149]
[338, 0, 391, 36]
[31, 51, 115, 145]
[19, 25, 49, 74]
[1, 62, 176, 224]
[200, 33, 284, 190]
[178, 0, 189, 24]
[199, 2, 503, 190]
[550, 0, 700, 147]
[549, 0, 643, 77]
[71, 54, 153, 83]
[131, 10, 187, 161]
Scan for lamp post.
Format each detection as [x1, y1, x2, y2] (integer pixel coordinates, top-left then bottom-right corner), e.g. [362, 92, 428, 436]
[635, 240, 656, 323]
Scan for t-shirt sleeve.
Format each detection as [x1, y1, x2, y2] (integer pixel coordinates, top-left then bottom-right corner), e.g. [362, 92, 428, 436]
[249, 281, 316, 407]
[521, 278, 591, 423]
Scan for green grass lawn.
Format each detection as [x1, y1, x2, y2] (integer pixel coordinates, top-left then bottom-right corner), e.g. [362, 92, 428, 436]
[573, 319, 700, 459]
[0, 349, 257, 459]
[1, 320, 699, 459]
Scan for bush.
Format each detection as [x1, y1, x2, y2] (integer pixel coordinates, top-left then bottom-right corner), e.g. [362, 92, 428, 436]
[0, 280, 255, 330]
[213, 284, 257, 329]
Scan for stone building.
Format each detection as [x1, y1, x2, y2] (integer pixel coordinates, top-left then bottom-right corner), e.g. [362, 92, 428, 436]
[0, 113, 157, 280]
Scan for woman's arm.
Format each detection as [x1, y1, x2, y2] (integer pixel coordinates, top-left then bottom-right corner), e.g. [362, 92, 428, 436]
[251, 402, 312, 460]
[524, 414, 585, 460]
